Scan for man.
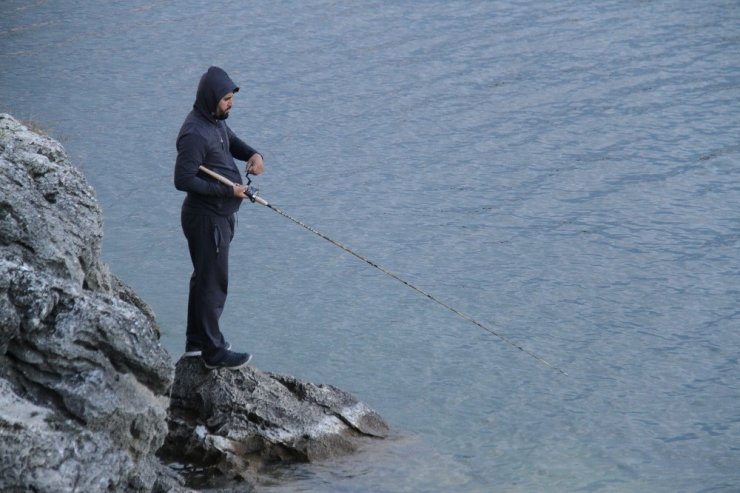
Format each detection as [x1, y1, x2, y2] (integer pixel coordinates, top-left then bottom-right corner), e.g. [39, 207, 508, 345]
[174, 66, 264, 370]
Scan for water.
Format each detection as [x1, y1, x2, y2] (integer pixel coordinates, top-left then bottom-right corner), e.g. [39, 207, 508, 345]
[2, 1, 739, 491]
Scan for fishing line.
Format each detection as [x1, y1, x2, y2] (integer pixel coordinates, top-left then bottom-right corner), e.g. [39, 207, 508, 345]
[199, 165, 568, 375]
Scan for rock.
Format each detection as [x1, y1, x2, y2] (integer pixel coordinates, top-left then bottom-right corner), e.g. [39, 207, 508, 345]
[0, 114, 188, 492]
[0, 114, 111, 292]
[162, 357, 389, 480]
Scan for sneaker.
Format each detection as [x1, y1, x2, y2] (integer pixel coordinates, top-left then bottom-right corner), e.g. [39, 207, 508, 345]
[203, 350, 252, 370]
[184, 341, 231, 358]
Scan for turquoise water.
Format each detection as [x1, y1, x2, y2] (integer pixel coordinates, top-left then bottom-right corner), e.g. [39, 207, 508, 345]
[2, 1, 739, 491]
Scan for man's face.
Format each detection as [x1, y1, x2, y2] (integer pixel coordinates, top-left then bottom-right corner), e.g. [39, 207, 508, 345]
[216, 92, 234, 119]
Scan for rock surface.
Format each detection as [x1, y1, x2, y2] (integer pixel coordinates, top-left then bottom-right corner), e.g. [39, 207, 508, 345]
[162, 358, 389, 480]
[0, 113, 389, 491]
[0, 113, 183, 492]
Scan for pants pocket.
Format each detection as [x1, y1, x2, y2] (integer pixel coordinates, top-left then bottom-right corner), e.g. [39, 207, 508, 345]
[213, 223, 222, 254]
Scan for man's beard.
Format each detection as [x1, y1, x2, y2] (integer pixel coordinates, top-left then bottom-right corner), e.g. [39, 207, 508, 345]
[215, 108, 230, 120]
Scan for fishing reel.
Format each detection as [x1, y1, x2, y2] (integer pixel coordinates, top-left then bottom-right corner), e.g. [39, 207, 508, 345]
[244, 172, 259, 203]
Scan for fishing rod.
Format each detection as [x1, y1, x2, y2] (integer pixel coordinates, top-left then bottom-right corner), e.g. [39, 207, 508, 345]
[199, 165, 568, 375]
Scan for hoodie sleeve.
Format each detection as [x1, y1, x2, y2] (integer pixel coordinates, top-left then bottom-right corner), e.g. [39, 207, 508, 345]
[174, 131, 232, 196]
[226, 125, 259, 161]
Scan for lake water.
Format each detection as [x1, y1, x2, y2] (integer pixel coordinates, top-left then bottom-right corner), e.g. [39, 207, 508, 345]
[2, 1, 739, 491]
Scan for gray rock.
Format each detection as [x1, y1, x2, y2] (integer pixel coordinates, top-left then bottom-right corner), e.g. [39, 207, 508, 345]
[0, 114, 188, 492]
[0, 113, 111, 292]
[0, 379, 132, 491]
[163, 357, 389, 480]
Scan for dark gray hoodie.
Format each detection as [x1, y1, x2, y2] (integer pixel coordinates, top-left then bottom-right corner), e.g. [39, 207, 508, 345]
[174, 66, 258, 216]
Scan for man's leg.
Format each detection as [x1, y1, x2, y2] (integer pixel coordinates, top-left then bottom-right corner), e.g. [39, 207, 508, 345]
[182, 211, 232, 361]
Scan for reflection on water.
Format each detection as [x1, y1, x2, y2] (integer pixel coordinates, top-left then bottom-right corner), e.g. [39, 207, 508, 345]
[255, 432, 476, 493]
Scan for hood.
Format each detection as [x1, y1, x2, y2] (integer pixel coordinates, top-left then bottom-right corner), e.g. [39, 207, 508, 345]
[193, 66, 240, 121]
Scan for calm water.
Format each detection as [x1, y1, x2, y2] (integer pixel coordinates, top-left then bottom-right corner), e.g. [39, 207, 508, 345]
[2, 1, 739, 491]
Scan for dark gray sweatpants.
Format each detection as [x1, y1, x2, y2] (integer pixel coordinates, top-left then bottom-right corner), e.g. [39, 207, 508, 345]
[181, 210, 235, 360]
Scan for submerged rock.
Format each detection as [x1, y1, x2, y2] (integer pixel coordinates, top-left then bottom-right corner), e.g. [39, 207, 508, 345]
[162, 358, 389, 480]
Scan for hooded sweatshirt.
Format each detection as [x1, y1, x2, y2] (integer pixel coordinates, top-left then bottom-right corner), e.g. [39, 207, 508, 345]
[174, 66, 259, 216]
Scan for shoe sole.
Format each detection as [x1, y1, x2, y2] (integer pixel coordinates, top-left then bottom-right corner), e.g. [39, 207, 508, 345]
[183, 343, 232, 358]
[203, 353, 252, 370]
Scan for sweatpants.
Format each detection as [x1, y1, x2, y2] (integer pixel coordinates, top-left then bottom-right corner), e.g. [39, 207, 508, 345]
[181, 210, 235, 361]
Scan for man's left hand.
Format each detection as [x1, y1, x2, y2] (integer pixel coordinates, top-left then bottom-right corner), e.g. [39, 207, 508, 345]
[246, 154, 264, 176]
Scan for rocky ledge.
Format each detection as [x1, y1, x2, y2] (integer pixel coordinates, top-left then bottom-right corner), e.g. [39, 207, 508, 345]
[162, 359, 388, 481]
[0, 114, 388, 492]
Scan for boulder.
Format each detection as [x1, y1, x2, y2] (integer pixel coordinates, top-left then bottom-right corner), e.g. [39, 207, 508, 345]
[162, 358, 389, 480]
[0, 114, 186, 492]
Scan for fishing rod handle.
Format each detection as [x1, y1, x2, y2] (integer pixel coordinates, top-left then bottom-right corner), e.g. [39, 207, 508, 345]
[251, 194, 269, 206]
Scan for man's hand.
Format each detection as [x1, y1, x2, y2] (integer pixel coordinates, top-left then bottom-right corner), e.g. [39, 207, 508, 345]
[246, 153, 264, 176]
[232, 184, 250, 199]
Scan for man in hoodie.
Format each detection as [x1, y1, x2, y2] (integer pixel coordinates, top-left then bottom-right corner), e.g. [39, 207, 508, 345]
[174, 66, 264, 370]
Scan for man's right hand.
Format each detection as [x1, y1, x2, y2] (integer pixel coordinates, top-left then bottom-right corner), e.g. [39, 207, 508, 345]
[233, 184, 250, 199]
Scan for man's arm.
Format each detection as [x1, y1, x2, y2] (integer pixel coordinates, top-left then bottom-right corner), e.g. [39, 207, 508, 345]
[226, 126, 257, 161]
[227, 126, 264, 175]
[174, 132, 232, 196]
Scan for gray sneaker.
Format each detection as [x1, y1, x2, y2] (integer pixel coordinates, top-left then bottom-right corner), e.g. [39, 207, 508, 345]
[203, 350, 252, 370]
